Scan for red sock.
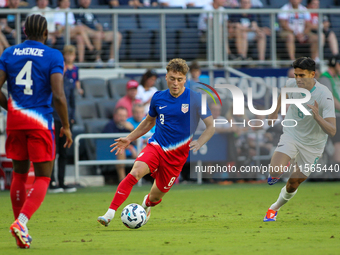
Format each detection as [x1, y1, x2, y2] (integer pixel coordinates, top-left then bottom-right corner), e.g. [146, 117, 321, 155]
[20, 176, 50, 219]
[145, 194, 162, 207]
[10, 172, 28, 219]
[109, 173, 138, 210]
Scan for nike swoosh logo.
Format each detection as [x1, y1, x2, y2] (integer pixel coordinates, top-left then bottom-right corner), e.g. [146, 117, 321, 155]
[277, 144, 284, 147]
[117, 191, 125, 195]
[159, 106, 167, 109]
[163, 186, 171, 190]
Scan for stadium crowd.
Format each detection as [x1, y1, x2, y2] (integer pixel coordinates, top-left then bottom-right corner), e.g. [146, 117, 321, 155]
[0, 0, 340, 63]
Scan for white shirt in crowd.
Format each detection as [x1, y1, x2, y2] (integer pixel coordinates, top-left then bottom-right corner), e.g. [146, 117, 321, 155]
[54, 7, 76, 26]
[198, 3, 228, 31]
[136, 85, 158, 114]
[278, 3, 311, 35]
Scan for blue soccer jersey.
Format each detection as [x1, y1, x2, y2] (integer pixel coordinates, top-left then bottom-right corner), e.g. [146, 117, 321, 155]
[0, 40, 64, 130]
[148, 88, 211, 165]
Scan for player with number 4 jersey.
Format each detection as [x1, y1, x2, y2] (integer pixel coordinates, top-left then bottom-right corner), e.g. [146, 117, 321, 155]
[0, 15, 72, 249]
[263, 57, 336, 222]
[97, 58, 214, 227]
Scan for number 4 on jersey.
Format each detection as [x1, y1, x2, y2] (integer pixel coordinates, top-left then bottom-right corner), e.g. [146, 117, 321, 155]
[16, 61, 33, 95]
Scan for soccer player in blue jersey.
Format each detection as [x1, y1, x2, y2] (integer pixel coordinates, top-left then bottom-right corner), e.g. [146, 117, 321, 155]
[0, 15, 73, 248]
[98, 58, 215, 227]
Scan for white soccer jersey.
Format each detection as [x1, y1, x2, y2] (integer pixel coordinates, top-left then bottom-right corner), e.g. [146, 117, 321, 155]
[283, 78, 335, 149]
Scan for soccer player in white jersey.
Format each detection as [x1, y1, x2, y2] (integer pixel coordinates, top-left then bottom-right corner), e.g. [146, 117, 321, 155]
[264, 57, 336, 222]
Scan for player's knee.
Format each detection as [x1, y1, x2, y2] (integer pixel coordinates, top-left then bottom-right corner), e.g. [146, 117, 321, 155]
[286, 181, 299, 192]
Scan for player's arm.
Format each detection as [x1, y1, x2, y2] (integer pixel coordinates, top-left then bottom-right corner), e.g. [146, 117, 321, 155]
[190, 115, 215, 153]
[307, 100, 336, 137]
[51, 72, 73, 148]
[0, 70, 7, 110]
[110, 114, 156, 155]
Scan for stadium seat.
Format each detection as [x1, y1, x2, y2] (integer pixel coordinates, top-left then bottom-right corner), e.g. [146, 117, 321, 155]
[108, 77, 130, 99]
[166, 14, 187, 30]
[139, 14, 161, 31]
[81, 78, 109, 100]
[75, 100, 99, 125]
[153, 30, 178, 60]
[84, 119, 110, 160]
[186, 6, 202, 29]
[118, 14, 139, 32]
[178, 29, 200, 60]
[128, 29, 152, 60]
[96, 99, 118, 119]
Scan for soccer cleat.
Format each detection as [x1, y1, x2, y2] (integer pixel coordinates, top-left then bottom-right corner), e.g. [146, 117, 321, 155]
[267, 173, 284, 185]
[97, 216, 110, 227]
[9, 219, 31, 249]
[142, 195, 151, 225]
[263, 209, 278, 222]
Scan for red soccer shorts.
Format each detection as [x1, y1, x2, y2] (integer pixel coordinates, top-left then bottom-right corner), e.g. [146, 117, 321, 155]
[136, 143, 185, 193]
[6, 129, 55, 163]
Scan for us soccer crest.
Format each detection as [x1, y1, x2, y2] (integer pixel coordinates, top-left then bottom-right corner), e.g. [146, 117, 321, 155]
[181, 104, 189, 113]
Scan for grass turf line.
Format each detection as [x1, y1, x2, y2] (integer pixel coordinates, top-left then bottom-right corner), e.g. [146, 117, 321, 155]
[0, 182, 339, 255]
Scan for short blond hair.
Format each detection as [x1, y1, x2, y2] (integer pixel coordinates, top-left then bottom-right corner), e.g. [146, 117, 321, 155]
[63, 45, 76, 55]
[166, 58, 189, 76]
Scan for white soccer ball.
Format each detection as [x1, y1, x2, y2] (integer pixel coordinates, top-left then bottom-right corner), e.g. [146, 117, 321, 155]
[121, 203, 147, 229]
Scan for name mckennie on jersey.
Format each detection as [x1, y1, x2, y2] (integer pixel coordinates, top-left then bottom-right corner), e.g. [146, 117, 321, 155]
[13, 48, 44, 57]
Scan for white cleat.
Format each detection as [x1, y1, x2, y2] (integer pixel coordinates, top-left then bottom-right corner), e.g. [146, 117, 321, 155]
[142, 195, 151, 225]
[97, 216, 111, 227]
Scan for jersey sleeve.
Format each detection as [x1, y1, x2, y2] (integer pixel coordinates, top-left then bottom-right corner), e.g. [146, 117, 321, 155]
[50, 50, 64, 75]
[278, 6, 288, 20]
[148, 91, 159, 118]
[321, 90, 336, 119]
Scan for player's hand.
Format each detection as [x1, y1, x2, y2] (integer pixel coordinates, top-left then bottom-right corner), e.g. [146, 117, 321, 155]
[60, 127, 73, 148]
[307, 100, 320, 120]
[189, 140, 201, 153]
[110, 137, 132, 155]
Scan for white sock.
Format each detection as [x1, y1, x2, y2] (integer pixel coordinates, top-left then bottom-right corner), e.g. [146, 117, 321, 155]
[104, 209, 115, 220]
[18, 213, 29, 231]
[269, 186, 297, 211]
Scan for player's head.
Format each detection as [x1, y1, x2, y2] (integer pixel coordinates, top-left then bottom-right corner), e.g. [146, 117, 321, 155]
[140, 69, 157, 89]
[36, 0, 49, 9]
[132, 103, 145, 123]
[79, 0, 91, 8]
[63, 45, 76, 64]
[328, 54, 340, 74]
[189, 61, 201, 80]
[166, 58, 189, 97]
[113, 106, 128, 125]
[24, 14, 48, 43]
[292, 57, 316, 89]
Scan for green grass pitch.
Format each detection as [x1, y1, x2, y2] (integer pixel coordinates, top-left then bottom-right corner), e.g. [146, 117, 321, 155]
[0, 182, 339, 255]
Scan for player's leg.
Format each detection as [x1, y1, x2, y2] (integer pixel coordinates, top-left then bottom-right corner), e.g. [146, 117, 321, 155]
[264, 165, 307, 222]
[267, 151, 291, 184]
[97, 161, 150, 226]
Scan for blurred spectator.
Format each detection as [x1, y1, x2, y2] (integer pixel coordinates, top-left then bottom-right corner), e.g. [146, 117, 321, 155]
[0, 0, 26, 46]
[307, 0, 339, 56]
[187, 0, 211, 7]
[127, 103, 155, 147]
[115, 80, 142, 117]
[102, 107, 135, 181]
[75, 0, 122, 67]
[108, 0, 157, 7]
[159, 0, 188, 8]
[319, 54, 340, 165]
[0, 0, 7, 6]
[287, 67, 295, 78]
[0, 31, 10, 55]
[278, 0, 319, 61]
[29, 0, 64, 51]
[136, 69, 158, 114]
[54, 0, 97, 63]
[198, 0, 237, 59]
[49, 45, 81, 193]
[229, 0, 270, 61]
[185, 61, 209, 91]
